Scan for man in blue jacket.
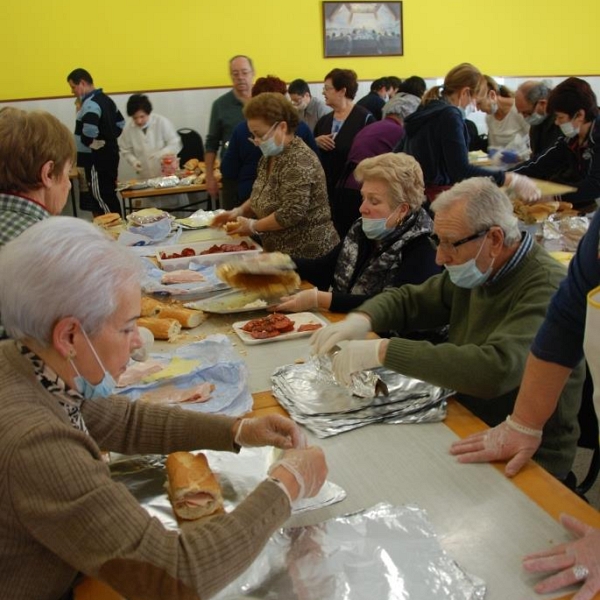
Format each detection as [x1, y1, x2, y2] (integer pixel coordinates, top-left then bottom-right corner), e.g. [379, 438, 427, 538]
[67, 68, 125, 216]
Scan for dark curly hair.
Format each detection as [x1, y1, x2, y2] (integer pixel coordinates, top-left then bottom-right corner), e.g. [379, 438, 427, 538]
[324, 68, 359, 99]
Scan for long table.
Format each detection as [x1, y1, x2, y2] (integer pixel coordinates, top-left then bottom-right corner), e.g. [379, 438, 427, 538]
[120, 182, 215, 215]
[75, 268, 600, 599]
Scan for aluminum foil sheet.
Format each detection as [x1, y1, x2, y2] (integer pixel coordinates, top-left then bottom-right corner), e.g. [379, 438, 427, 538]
[109, 447, 346, 531]
[271, 356, 452, 438]
[213, 502, 486, 600]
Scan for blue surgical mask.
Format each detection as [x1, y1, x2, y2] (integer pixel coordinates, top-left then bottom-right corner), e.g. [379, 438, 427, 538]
[361, 215, 396, 240]
[69, 329, 117, 400]
[525, 112, 545, 126]
[445, 238, 494, 289]
[258, 123, 285, 157]
[559, 120, 579, 139]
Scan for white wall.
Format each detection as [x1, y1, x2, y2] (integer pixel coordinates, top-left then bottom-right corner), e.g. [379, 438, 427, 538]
[3, 76, 599, 181]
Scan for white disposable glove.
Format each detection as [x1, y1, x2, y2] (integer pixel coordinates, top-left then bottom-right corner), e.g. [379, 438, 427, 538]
[275, 288, 319, 313]
[133, 160, 143, 173]
[310, 313, 372, 355]
[89, 139, 106, 150]
[332, 339, 384, 386]
[234, 414, 307, 449]
[234, 216, 256, 236]
[449, 415, 542, 477]
[523, 514, 600, 599]
[507, 173, 541, 202]
[268, 446, 328, 503]
[130, 326, 154, 362]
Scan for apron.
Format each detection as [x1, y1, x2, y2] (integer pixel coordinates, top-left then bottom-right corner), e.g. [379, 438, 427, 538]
[583, 285, 600, 431]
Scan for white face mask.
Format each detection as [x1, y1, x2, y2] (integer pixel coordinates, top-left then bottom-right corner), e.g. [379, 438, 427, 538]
[559, 120, 580, 139]
[525, 112, 545, 126]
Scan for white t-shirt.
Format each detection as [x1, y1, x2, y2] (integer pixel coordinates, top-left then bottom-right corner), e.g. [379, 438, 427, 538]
[486, 104, 530, 150]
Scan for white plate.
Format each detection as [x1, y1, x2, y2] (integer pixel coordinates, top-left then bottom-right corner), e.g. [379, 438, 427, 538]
[232, 312, 328, 345]
[185, 290, 278, 314]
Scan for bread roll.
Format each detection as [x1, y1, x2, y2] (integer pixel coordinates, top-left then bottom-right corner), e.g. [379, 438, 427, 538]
[156, 306, 205, 328]
[165, 452, 224, 520]
[140, 296, 166, 317]
[137, 317, 181, 341]
[93, 213, 122, 228]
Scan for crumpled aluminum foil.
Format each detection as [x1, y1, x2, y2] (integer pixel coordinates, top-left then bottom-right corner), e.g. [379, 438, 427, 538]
[213, 502, 486, 600]
[271, 356, 452, 437]
[109, 447, 346, 531]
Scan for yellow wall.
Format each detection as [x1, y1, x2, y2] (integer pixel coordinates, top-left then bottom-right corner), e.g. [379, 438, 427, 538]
[3, 0, 598, 101]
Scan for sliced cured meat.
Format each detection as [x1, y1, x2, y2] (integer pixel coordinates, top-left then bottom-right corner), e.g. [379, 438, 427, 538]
[139, 382, 215, 404]
[161, 270, 205, 285]
[297, 323, 323, 332]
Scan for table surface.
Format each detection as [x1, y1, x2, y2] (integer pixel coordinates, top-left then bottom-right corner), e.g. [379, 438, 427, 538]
[120, 182, 211, 199]
[76, 233, 600, 600]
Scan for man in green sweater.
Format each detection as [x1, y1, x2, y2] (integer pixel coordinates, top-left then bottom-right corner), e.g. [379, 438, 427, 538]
[312, 177, 584, 480]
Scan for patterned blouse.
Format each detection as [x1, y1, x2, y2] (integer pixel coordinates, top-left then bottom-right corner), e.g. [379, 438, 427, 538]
[249, 137, 340, 259]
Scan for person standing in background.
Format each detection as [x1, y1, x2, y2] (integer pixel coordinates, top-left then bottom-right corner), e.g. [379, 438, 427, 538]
[515, 80, 562, 158]
[204, 55, 254, 209]
[356, 77, 390, 121]
[119, 94, 182, 179]
[67, 68, 124, 216]
[288, 78, 332, 132]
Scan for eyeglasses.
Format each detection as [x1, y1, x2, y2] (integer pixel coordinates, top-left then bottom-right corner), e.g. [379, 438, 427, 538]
[429, 229, 489, 253]
[323, 85, 335, 92]
[248, 121, 280, 146]
[231, 70, 252, 78]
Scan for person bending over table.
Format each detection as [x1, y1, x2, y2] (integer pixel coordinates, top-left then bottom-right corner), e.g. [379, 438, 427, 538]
[213, 92, 339, 260]
[0, 216, 327, 600]
[512, 76, 600, 212]
[118, 93, 182, 180]
[275, 152, 440, 314]
[451, 208, 600, 599]
[397, 62, 540, 204]
[311, 177, 584, 481]
[220, 75, 318, 207]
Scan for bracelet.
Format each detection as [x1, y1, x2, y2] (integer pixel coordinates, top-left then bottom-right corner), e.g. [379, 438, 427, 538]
[505, 415, 543, 439]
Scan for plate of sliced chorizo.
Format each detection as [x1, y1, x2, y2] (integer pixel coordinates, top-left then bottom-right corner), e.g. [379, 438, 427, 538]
[232, 312, 327, 345]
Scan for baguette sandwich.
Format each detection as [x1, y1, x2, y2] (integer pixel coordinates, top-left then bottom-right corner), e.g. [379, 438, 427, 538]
[165, 452, 224, 520]
[156, 305, 205, 328]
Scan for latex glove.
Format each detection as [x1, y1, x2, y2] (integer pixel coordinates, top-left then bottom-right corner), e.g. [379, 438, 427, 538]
[523, 514, 600, 599]
[211, 207, 241, 228]
[332, 339, 384, 386]
[232, 216, 256, 237]
[89, 139, 106, 150]
[130, 326, 154, 362]
[234, 414, 307, 449]
[449, 416, 542, 477]
[268, 446, 328, 502]
[310, 313, 372, 356]
[275, 288, 318, 313]
[133, 160, 143, 174]
[508, 173, 541, 202]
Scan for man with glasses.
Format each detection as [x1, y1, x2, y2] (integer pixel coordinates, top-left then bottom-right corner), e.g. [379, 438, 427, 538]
[311, 177, 584, 481]
[514, 80, 561, 158]
[205, 55, 255, 209]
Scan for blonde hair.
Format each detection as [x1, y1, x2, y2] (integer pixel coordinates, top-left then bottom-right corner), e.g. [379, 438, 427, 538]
[423, 63, 484, 105]
[354, 152, 425, 212]
[0, 108, 76, 194]
[243, 92, 299, 134]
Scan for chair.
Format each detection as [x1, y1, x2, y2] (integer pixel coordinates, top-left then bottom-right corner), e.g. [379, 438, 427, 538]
[575, 363, 600, 497]
[177, 128, 204, 165]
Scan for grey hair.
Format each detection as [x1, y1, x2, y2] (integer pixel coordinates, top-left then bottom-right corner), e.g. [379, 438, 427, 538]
[522, 80, 552, 105]
[382, 92, 421, 120]
[0, 217, 142, 346]
[354, 152, 425, 212]
[432, 178, 521, 245]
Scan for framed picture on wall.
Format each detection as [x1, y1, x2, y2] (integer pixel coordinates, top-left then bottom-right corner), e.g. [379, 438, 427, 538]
[322, 2, 403, 58]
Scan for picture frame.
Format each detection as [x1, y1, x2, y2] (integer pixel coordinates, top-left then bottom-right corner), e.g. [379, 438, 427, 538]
[322, 2, 403, 58]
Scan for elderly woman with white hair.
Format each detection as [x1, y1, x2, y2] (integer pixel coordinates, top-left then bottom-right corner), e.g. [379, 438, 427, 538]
[332, 93, 422, 237]
[276, 152, 440, 314]
[0, 217, 327, 600]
